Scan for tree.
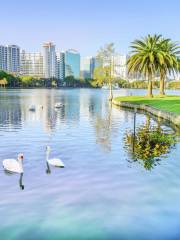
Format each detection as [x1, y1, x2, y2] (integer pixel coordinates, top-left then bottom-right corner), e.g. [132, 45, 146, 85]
[96, 43, 115, 101]
[64, 76, 76, 87]
[93, 66, 108, 87]
[19, 76, 35, 87]
[127, 34, 162, 97]
[0, 78, 8, 88]
[158, 39, 180, 95]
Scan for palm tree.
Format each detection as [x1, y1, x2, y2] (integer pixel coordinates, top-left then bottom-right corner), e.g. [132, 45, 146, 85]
[158, 39, 180, 95]
[127, 34, 162, 97]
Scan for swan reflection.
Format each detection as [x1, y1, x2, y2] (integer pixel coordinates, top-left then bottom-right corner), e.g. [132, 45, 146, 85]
[4, 171, 25, 190]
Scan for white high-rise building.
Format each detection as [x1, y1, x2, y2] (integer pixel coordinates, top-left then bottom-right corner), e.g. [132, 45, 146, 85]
[56, 51, 65, 82]
[112, 54, 128, 80]
[42, 42, 56, 78]
[7, 45, 20, 74]
[80, 56, 92, 79]
[0, 44, 20, 74]
[20, 50, 44, 77]
[0, 45, 7, 71]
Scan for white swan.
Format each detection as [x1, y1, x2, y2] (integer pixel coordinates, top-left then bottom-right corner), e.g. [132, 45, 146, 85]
[38, 105, 43, 110]
[29, 105, 36, 111]
[46, 146, 65, 168]
[2, 153, 24, 173]
[54, 102, 64, 109]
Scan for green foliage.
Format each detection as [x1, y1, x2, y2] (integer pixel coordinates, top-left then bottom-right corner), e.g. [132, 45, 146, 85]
[64, 76, 96, 88]
[125, 122, 176, 170]
[0, 71, 8, 79]
[20, 76, 35, 87]
[93, 66, 109, 87]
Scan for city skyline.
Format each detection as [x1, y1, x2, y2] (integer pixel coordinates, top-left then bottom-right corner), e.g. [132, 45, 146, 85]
[0, 0, 180, 56]
[0, 41, 130, 81]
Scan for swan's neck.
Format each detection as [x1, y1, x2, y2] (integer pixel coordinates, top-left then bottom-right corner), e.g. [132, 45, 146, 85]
[46, 151, 50, 161]
[18, 159, 23, 172]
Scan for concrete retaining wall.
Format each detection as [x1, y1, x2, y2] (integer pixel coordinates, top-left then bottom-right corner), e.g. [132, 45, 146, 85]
[112, 99, 180, 128]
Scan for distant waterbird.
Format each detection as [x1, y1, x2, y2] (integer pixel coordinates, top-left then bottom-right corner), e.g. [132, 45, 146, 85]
[38, 105, 43, 110]
[54, 103, 64, 109]
[29, 105, 36, 111]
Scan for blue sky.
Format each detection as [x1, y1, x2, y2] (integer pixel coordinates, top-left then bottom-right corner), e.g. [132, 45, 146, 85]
[0, 0, 180, 56]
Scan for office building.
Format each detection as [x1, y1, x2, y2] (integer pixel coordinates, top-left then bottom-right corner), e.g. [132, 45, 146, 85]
[20, 50, 44, 77]
[65, 49, 80, 78]
[0, 44, 20, 74]
[0, 45, 7, 71]
[80, 56, 92, 79]
[56, 51, 65, 82]
[42, 42, 56, 78]
[112, 54, 128, 80]
[7, 45, 20, 74]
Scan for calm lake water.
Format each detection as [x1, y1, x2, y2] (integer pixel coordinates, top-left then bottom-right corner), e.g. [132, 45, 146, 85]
[0, 88, 180, 240]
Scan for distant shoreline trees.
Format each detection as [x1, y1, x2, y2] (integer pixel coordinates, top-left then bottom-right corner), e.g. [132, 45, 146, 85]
[0, 71, 96, 88]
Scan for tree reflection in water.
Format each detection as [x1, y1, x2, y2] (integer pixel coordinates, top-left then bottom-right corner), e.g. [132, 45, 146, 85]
[124, 116, 177, 170]
[94, 103, 115, 152]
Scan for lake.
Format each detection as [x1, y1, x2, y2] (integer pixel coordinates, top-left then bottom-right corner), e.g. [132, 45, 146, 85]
[0, 88, 180, 240]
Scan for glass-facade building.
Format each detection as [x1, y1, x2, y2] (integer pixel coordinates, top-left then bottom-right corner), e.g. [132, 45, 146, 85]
[65, 49, 80, 79]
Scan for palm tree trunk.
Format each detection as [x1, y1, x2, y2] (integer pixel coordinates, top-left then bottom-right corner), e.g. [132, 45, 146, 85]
[159, 72, 165, 95]
[109, 82, 113, 101]
[147, 75, 153, 98]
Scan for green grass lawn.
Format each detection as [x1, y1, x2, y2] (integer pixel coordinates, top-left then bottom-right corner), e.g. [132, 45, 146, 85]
[114, 95, 180, 115]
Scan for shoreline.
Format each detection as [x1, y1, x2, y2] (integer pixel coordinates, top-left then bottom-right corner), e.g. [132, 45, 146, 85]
[112, 98, 180, 128]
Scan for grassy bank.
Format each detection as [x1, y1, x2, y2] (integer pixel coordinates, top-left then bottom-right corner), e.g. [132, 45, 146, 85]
[114, 95, 180, 115]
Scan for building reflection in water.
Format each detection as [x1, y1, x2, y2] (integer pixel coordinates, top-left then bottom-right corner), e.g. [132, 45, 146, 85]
[0, 90, 22, 131]
[0, 89, 82, 134]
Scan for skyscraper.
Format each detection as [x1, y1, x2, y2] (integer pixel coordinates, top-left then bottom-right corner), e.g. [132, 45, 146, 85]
[0, 45, 7, 71]
[7, 45, 20, 74]
[90, 57, 96, 79]
[0, 45, 20, 74]
[112, 54, 128, 80]
[60, 52, 65, 81]
[42, 42, 56, 78]
[80, 56, 92, 79]
[20, 50, 44, 77]
[65, 49, 80, 78]
[56, 51, 65, 83]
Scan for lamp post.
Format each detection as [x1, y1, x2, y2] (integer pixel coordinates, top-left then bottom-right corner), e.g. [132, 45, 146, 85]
[133, 107, 137, 153]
